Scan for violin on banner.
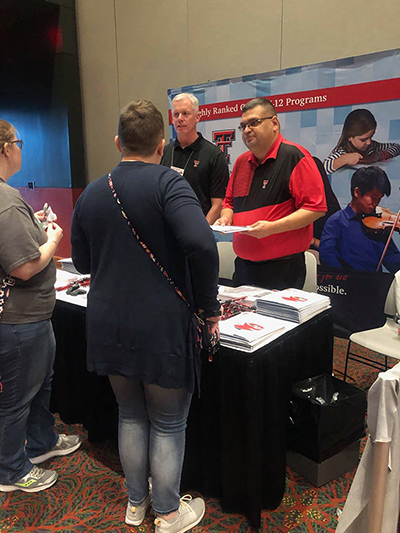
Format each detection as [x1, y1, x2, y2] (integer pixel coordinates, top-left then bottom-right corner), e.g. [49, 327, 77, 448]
[362, 209, 400, 235]
[362, 209, 400, 271]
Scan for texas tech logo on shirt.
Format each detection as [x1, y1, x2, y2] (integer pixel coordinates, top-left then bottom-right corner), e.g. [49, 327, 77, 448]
[213, 130, 235, 164]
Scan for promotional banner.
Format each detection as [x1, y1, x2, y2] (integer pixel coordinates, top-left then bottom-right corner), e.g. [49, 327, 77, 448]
[167, 49, 400, 336]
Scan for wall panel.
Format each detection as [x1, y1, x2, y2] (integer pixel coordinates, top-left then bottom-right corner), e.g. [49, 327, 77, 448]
[281, 0, 400, 68]
[187, 0, 282, 84]
[76, 0, 120, 182]
[115, 0, 188, 124]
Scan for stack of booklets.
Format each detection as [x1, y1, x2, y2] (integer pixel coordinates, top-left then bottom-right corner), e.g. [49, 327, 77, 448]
[219, 311, 287, 352]
[256, 288, 330, 323]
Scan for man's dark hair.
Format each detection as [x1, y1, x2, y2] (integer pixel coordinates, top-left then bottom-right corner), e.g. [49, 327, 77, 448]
[242, 98, 277, 116]
[350, 166, 391, 198]
[118, 100, 164, 157]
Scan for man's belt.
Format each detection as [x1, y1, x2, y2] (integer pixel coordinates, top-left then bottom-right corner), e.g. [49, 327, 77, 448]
[247, 252, 305, 264]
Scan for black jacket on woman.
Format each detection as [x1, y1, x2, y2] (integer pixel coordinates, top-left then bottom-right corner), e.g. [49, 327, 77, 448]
[71, 161, 219, 393]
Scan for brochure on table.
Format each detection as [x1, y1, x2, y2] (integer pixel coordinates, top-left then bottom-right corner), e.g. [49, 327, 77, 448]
[219, 311, 295, 353]
[256, 288, 331, 323]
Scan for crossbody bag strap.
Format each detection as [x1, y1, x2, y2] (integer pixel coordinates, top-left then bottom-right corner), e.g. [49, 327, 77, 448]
[0, 275, 15, 319]
[107, 172, 204, 325]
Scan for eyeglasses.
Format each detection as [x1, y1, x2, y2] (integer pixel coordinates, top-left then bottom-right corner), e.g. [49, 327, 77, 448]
[2, 139, 24, 153]
[10, 139, 24, 150]
[238, 116, 275, 132]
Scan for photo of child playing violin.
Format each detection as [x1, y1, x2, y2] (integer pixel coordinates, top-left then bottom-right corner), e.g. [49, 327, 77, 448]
[323, 109, 400, 174]
[319, 166, 400, 272]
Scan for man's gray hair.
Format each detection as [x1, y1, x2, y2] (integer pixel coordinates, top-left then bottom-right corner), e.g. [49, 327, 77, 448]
[172, 93, 199, 114]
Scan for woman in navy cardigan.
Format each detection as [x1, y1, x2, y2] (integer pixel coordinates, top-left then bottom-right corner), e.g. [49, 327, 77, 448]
[71, 101, 221, 533]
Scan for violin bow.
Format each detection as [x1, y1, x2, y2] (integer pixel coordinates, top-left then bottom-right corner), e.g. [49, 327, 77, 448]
[376, 208, 400, 271]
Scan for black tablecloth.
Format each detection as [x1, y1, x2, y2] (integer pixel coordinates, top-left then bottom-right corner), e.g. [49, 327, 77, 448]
[51, 301, 333, 529]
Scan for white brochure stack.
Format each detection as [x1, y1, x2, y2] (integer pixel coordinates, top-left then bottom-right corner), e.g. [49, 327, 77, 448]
[256, 288, 331, 324]
[219, 311, 287, 352]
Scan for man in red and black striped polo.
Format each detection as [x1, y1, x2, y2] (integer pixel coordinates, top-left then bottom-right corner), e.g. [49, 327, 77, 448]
[216, 98, 326, 290]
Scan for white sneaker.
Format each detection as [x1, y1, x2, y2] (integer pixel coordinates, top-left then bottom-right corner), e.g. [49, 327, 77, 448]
[154, 495, 205, 533]
[30, 434, 82, 464]
[125, 493, 151, 526]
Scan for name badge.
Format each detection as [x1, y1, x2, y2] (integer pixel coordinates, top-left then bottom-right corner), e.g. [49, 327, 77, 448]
[171, 165, 185, 176]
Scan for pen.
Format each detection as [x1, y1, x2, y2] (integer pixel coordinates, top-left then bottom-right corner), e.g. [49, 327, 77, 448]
[55, 277, 90, 292]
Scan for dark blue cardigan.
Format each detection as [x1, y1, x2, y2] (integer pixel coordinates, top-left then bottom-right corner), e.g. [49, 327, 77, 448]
[71, 161, 219, 393]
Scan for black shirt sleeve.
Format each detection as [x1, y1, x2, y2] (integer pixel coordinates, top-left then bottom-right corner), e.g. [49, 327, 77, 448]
[160, 143, 173, 168]
[209, 148, 229, 199]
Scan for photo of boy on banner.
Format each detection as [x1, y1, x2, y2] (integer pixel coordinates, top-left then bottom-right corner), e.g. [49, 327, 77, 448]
[319, 166, 400, 273]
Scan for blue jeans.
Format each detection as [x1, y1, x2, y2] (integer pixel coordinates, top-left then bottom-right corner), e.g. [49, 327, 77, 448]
[109, 376, 192, 515]
[0, 319, 58, 484]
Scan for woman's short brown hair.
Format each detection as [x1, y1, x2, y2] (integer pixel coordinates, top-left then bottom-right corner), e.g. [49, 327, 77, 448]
[118, 100, 164, 157]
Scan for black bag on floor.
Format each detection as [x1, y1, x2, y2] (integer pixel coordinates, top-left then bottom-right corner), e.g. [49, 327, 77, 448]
[287, 374, 366, 463]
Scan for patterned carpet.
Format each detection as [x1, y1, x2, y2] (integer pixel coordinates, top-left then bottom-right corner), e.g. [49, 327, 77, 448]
[0, 338, 397, 532]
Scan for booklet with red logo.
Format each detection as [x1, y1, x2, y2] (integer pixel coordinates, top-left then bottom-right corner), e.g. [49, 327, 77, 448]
[219, 311, 290, 352]
[256, 288, 330, 323]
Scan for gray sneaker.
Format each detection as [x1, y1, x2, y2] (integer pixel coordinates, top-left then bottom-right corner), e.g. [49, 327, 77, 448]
[30, 434, 82, 464]
[154, 495, 205, 533]
[125, 493, 152, 526]
[0, 466, 58, 493]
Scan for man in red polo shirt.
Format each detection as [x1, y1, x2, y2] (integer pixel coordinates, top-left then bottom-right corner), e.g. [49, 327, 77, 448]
[216, 98, 326, 290]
